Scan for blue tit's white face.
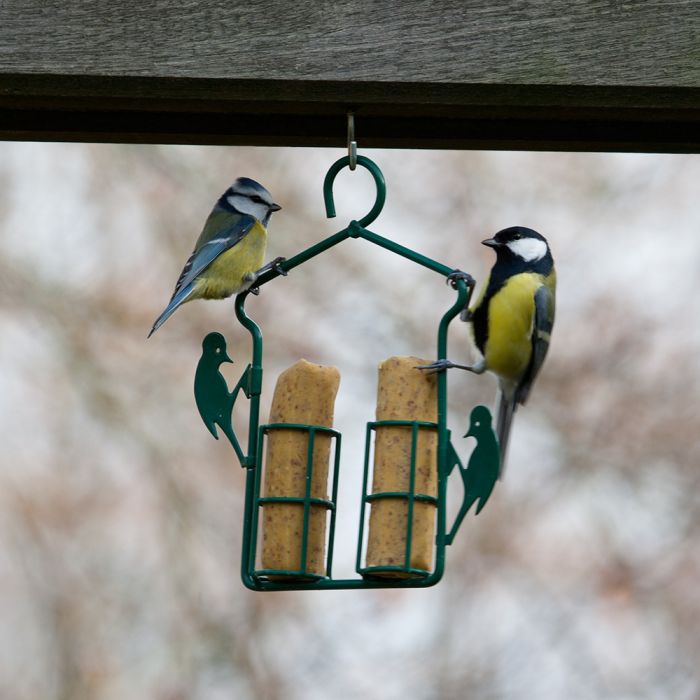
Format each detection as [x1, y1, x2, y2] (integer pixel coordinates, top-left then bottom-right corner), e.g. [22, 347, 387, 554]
[225, 177, 280, 222]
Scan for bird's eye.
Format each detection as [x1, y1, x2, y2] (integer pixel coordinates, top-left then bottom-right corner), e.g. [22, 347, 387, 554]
[475, 421, 480, 427]
[250, 195, 265, 204]
[215, 348, 220, 353]
[512, 232, 522, 240]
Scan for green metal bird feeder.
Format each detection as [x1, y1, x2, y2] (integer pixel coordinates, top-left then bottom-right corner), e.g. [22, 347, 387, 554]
[193, 154, 500, 591]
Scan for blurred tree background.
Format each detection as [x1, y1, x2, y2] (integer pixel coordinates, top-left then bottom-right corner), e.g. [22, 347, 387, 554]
[1, 143, 699, 700]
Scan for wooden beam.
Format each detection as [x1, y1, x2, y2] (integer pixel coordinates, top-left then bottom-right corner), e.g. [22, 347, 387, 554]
[2, 75, 698, 152]
[1, 1, 699, 151]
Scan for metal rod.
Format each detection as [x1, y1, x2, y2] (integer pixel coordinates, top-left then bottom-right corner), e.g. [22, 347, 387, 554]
[433, 277, 472, 578]
[300, 427, 316, 575]
[326, 433, 341, 577]
[404, 421, 419, 570]
[356, 422, 374, 574]
[353, 223, 454, 277]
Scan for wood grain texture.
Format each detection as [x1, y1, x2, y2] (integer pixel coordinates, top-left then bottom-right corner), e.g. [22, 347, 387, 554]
[0, 1, 699, 149]
[1, 0, 698, 85]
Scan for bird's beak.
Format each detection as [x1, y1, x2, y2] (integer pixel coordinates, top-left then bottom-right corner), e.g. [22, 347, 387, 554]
[481, 237, 500, 248]
[270, 203, 282, 212]
[464, 427, 475, 439]
[222, 352, 233, 364]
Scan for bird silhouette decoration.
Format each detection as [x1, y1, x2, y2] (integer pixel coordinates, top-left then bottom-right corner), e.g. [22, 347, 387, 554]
[194, 332, 246, 459]
[446, 405, 500, 544]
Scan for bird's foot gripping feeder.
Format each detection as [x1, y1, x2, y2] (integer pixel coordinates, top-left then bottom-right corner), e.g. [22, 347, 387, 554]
[193, 155, 500, 591]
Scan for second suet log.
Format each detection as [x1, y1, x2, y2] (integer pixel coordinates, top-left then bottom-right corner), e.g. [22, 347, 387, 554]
[148, 177, 281, 337]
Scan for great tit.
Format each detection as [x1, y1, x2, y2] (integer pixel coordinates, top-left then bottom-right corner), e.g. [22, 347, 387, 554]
[148, 177, 281, 337]
[423, 227, 556, 472]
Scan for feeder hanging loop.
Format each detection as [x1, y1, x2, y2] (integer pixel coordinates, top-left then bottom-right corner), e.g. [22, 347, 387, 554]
[323, 155, 386, 229]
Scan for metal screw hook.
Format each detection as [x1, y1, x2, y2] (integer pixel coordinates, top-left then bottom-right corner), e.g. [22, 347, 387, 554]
[347, 112, 357, 171]
[323, 155, 386, 228]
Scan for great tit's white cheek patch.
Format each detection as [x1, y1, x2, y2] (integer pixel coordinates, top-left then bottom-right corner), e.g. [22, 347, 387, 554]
[507, 238, 548, 262]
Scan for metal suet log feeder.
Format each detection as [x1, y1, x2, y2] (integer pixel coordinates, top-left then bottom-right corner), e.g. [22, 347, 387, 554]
[193, 154, 500, 591]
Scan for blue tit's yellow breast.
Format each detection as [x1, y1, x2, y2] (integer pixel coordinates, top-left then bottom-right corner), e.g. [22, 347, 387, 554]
[485, 273, 543, 381]
[195, 222, 268, 299]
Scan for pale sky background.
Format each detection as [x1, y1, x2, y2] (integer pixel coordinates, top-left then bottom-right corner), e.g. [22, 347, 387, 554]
[1, 142, 699, 699]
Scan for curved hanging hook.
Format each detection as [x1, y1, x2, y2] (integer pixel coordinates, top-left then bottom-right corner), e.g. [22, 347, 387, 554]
[323, 155, 387, 229]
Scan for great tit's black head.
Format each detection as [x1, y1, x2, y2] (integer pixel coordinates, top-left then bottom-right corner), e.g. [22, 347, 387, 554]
[482, 227, 550, 264]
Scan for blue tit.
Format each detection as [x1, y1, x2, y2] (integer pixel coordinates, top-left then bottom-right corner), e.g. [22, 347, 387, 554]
[148, 177, 281, 337]
[423, 227, 556, 472]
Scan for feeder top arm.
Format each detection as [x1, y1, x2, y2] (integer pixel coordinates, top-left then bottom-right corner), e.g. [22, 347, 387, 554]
[1, 0, 699, 151]
[249, 155, 460, 299]
[233, 155, 473, 390]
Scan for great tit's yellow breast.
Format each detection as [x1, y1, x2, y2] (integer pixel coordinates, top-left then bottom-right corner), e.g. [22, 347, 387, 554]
[194, 222, 268, 299]
[485, 273, 544, 382]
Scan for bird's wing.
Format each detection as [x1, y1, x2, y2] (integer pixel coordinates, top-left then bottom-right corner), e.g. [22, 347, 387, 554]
[515, 283, 555, 405]
[169, 212, 257, 301]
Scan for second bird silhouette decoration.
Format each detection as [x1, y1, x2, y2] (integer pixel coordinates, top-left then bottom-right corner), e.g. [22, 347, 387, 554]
[148, 177, 283, 337]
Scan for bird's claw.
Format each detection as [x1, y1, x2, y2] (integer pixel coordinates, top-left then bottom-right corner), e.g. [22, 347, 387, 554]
[246, 256, 288, 296]
[446, 270, 476, 290]
[255, 256, 288, 279]
[460, 308, 473, 322]
[271, 256, 288, 276]
[446, 270, 475, 321]
[415, 363, 441, 375]
[416, 359, 475, 374]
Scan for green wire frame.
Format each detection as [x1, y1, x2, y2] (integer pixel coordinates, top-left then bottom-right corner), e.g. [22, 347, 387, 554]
[215, 155, 478, 591]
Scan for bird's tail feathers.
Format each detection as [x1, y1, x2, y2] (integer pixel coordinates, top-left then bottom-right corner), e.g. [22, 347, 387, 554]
[148, 284, 195, 337]
[495, 389, 517, 478]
